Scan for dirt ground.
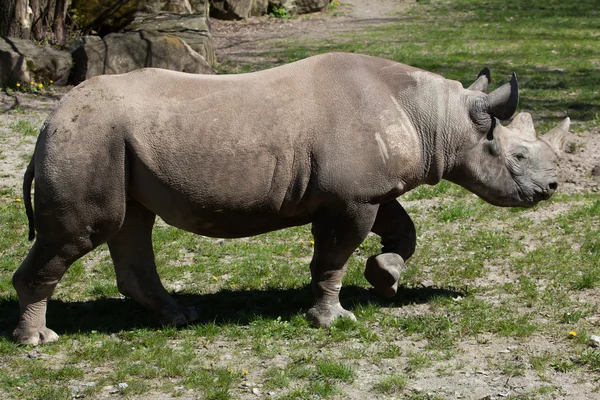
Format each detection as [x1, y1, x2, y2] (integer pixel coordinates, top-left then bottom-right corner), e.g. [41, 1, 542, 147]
[0, 1, 599, 399]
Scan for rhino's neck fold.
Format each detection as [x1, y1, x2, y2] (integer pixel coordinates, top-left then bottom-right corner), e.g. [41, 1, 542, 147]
[415, 104, 455, 187]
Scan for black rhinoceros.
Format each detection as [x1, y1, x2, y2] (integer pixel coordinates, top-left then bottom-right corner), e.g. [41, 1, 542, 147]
[13, 53, 569, 345]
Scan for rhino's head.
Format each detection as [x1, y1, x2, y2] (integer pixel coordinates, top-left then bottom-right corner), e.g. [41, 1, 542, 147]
[446, 69, 569, 207]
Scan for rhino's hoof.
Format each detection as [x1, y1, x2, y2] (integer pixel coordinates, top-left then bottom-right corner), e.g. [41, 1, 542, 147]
[364, 253, 404, 298]
[160, 306, 198, 326]
[306, 303, 356, 328]
[13, 326, 59, 346]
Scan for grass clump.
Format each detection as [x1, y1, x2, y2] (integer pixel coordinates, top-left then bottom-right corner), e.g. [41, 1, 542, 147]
[9, 120, 38, 136]
[373, 374, 408, 394]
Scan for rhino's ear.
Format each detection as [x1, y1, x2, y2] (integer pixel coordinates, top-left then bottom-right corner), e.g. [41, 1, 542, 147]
[468, 67, 491, 92]
[541, 117, 570, 156]
[487, 73, 518, 120]
[507, 112, 536, 141]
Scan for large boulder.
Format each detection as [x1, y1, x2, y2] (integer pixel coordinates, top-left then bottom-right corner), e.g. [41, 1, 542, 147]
[0, 37, 72, 86]
[126, 12, 215, 65]
[69, 31, 213, 85]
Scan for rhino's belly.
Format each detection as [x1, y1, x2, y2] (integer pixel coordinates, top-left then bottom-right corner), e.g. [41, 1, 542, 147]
[161, 208, 311, 238]
[128, 150, 311, 237]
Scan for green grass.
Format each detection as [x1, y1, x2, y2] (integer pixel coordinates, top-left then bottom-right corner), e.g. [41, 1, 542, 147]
[1, 0, 599, 398]
[373, 373, 408, 394]
[9, 120, 38, 136]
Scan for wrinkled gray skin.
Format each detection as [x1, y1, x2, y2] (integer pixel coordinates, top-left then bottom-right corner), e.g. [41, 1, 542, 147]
[13, 53, 569, 345]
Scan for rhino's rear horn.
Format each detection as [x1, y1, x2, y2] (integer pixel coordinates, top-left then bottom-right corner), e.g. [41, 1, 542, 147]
[488, 72, 518, 120]
[541, 117, 570, 157]
[468, 67, 491, 92]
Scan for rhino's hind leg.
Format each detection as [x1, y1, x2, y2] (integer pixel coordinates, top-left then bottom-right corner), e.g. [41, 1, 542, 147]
[107, 200, 197, 326]
[306, 205, 378, 328]
[366, 200, 416, 297]
[13, 235, 99, 345]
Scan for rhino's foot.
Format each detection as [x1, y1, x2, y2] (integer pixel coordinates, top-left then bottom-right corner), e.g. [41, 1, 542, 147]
[306, 302, 356, 328]
[13, 325, 59, 346]
[364, 253, 404, 298]
[159, 305, 199, 326]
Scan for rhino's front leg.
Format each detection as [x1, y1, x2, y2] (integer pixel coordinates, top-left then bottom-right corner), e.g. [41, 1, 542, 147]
[306, 205, 378, 328]
[365, 199, 416, 297]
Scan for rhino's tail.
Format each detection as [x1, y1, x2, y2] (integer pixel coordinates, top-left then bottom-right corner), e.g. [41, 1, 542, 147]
[23, 156, 35, 241]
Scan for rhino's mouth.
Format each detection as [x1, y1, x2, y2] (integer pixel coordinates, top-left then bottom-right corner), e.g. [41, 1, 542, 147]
[516, 179, 558, 206]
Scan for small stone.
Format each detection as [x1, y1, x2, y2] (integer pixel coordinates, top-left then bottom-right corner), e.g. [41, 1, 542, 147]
[252, 387, 261, 396]
[107, 386, 118, 394]
[117, 382, 128, 390]
[590, 335, 600, 347]
[26, 349, 41, 359]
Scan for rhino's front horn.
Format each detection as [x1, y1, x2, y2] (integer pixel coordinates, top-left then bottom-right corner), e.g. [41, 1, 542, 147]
[468, 67, 491, 92]
[541, 117, 570, 156]
[507, 112, 536, 141]
[487, 73, 518, 120]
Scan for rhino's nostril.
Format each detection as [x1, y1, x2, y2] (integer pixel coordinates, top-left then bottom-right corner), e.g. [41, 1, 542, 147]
[548, 181, 558, 192]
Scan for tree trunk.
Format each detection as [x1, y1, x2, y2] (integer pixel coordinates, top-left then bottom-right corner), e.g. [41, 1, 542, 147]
[10, 0, 31, 39]
[0, 0, 16, 37]
[53, 0, 66, 44]
[30, 0, 44, 41]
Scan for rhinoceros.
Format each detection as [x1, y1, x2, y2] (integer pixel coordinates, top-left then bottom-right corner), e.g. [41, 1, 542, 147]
[13, 52, 569, 345]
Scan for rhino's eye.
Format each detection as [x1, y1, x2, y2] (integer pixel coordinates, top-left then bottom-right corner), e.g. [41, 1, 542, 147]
[512, 147, 529, 162]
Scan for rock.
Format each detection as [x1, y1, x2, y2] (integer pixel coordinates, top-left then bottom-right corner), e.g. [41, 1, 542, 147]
[590, 334, 600, 347]
[0, 37, 72, 86]
[63, 36, 102, 53]
[69, 31, 213, 85]
[268, 0, 331, 16]
[210, 0, 254, 19]
[252, 0, 269, 16]
[137, 0, 193, 14]
[190, 0, 210, 14]
[209, 0, 330, 19]
[290, 0, 331, 14]
[125, 13, 215, 65]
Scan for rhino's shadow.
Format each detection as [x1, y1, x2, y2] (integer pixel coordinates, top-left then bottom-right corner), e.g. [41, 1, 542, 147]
[0, 285, 463, 336]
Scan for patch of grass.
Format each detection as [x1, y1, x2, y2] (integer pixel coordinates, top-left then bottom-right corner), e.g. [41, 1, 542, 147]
[578, 349, 600, 372]
[9, 119, 38, 136]
[184, 366, 238, 398]
[316, 361, 354, 382]
[550, 359, 575, 373]
[268, 5, 290, 18]
[372, 374, 408, 394]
